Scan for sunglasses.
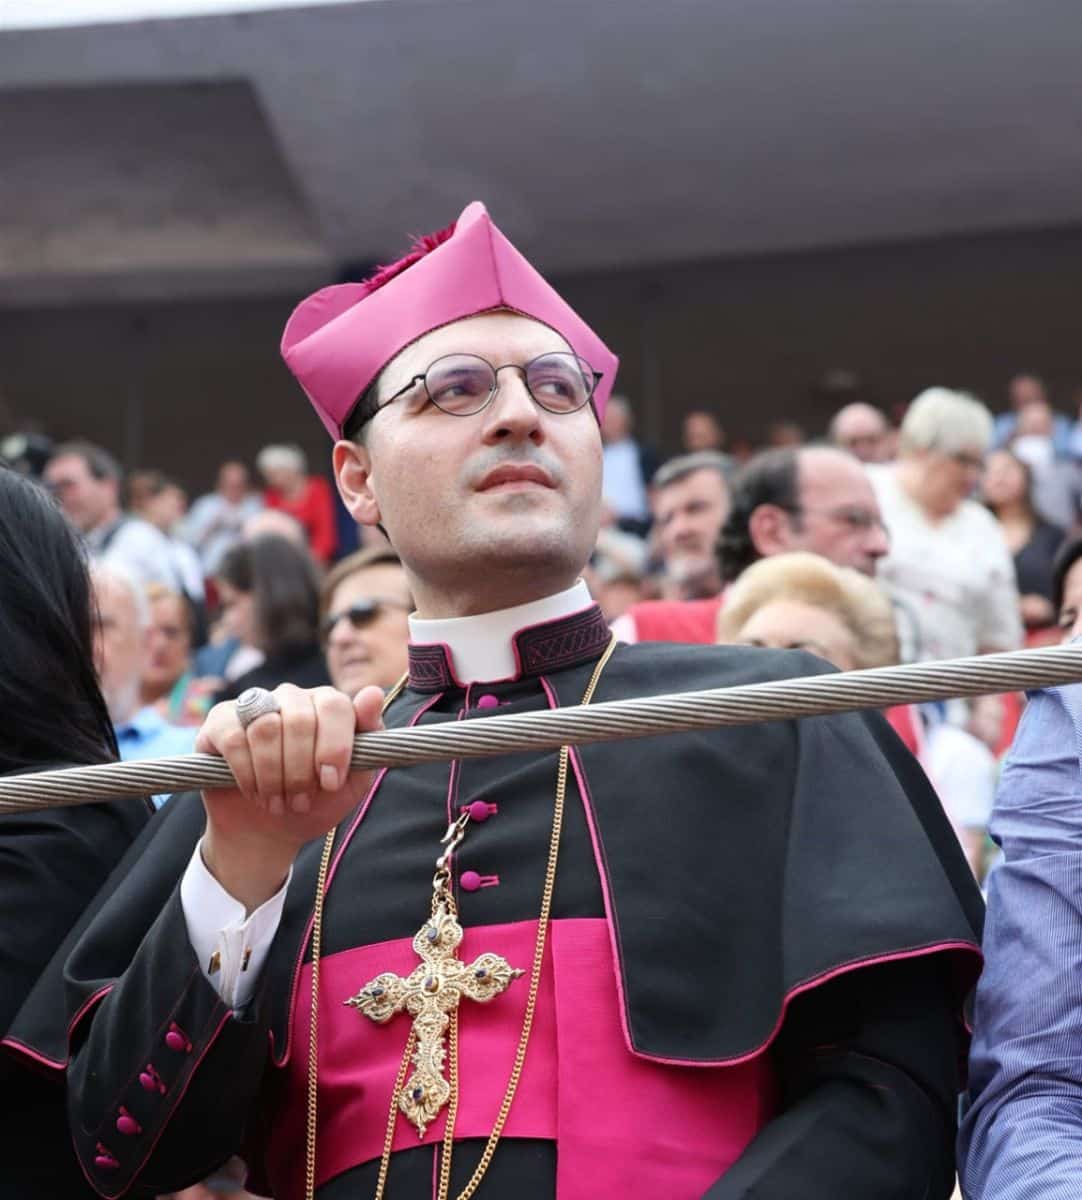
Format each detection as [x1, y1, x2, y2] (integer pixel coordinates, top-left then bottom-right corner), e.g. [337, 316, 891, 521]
[322, 597, 411, 641]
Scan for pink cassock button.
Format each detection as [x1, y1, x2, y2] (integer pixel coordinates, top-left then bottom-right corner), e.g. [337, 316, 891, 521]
[460, 870, 482, 892]
[116, 1115, 141, 1137]
[94, 1155, 119, 1170]
[467, 800, 492, 822]
[475, 694, 499, 709]
[165, 1031, 187, 1052]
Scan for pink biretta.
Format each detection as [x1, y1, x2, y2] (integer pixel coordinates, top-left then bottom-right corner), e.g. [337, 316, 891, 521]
[280, 201, 619, 439]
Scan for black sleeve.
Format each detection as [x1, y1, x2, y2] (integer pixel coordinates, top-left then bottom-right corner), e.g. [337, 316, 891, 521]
[0, 799, 149, 1035]
[0, 797, 150, 1200]
[68, 888, 274, 1199]
[703, 957, 962, 1200]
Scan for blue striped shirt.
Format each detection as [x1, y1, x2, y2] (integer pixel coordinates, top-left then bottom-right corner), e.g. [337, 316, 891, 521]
[959, 684, 1082, 1198]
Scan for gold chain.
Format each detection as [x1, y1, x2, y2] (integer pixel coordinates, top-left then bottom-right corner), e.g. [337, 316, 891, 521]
[306, 639, 617, 1199]
[305, 675, 409, 1200]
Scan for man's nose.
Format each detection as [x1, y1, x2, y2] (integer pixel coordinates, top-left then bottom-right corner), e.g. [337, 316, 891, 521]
[865, 521, 890, 558]
[479, 369, 543, 443]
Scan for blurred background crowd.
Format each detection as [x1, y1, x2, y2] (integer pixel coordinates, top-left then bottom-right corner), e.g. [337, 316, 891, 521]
[5, 5, 1082, 1197]
[6, 366, 1082, 888]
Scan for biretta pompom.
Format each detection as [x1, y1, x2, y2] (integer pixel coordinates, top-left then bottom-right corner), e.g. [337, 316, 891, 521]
[280, 202, 619, 438]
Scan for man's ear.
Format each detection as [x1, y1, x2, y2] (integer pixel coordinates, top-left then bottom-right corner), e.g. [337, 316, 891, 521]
[333, 440, 382, 528]
[747, 503, 793, 558]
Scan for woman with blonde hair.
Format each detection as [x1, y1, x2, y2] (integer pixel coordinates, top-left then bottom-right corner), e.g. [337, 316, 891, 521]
[716, 551, 898, 671]
[717, 552, 994, 879]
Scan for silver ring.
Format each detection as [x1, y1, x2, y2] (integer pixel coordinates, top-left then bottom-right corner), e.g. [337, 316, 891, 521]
[235, 687, 282, 730]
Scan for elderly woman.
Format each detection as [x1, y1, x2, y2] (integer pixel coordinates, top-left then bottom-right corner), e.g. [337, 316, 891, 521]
[716, 551, 898, 670]
[869, 387, 1022, 662]
[257, 443, 338, 564]
[717, 552, 995, 880]
[320, 546, 413, 695]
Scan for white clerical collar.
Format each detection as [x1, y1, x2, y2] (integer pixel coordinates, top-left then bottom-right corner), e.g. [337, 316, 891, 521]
[408, 580, 594, 685]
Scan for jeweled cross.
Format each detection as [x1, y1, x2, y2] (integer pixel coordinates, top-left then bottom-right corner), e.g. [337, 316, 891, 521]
[346, 899, 524, 1137]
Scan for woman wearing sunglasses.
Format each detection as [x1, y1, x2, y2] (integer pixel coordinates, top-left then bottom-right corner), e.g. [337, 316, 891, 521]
[320, 546, 413, 696]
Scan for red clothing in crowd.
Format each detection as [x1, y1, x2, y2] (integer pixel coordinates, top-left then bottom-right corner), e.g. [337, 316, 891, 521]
[621, 593, 922, 754]
[265, 476, 338, 564]
[623, 595, 725, 644]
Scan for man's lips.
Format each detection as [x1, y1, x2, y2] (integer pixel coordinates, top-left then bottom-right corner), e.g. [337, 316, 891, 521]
[476, 464, 555, 491]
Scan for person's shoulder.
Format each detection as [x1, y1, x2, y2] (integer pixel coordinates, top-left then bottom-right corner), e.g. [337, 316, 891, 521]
[115, 514, 170, 549]
[957, 497, 1010, 541]
[616, 639, 834, 691]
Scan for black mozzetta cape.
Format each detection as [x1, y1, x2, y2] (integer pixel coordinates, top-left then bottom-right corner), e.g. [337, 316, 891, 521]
[8, 609, 984, 1200]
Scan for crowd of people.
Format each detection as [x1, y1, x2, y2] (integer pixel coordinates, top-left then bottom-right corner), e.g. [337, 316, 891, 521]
[0, 198, 1078, 1200]
[1, 368, 1078, 894]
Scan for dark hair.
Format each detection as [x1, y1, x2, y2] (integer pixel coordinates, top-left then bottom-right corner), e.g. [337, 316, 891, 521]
[49, 440, 121, 483]
[217, 535, 321, 656]
[1052, 536, 1082, 612]
[983, 448, 1037, 522]
[320, 545, 406, 619]
[716, 447, 801, 583]
[343, 381, 381, 443]
[0, 468, 117, 773]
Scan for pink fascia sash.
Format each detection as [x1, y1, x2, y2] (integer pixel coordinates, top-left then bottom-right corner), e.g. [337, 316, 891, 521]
[265, 918, 776, 1199]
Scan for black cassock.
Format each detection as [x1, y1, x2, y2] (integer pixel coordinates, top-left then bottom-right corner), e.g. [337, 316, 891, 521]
[10, 606, 983, 1199]
[0, 775, 151, 1199]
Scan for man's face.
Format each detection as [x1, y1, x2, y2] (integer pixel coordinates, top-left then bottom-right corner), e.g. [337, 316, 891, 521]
[145, 593, 192, 693]
[655, 467, 730, 569]
[833, 408, 889, 464]
[324, 563, 412, 696]
[777, 451, 889, 577]
[92, 574, 148, 723]
[218, 462, 248, 503]
[1059, 558, 1082, 641]
[600, 400, 631, 444]
[334, 312, 603, 613]
[45, 454, 115, 533]
[1009, 375, 1047, 411]
[683, 412, 723, 452]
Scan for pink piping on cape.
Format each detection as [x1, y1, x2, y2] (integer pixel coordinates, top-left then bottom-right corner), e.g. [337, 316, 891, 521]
[564, 735, 982, 1068]
[409, 599, 598, 690]
[75, 1006, 236, 1200]
[273, 687, 444, 1067]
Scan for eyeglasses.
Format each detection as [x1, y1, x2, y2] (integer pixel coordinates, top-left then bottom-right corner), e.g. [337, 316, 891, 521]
[375, 352, 601, 420]
[785, 505, 889, 535]
[322, 597, 411, 641]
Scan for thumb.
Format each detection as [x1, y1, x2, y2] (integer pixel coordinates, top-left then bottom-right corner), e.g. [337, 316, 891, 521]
[352, 685, 386, 733]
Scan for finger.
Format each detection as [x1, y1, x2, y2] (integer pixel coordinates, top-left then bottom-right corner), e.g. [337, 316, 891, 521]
[311, 687, 357, 794]
[277, 685, 319, 813]
[197, 703, 257, 801]
[353, 685, 386, 732]
[246, 706, 286, 815]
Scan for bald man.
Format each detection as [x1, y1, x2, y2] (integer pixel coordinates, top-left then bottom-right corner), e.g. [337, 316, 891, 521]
[829, 403, 892, 464]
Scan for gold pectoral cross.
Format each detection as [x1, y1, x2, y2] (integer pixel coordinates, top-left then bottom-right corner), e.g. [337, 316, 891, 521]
[345, 815, 524, 1138]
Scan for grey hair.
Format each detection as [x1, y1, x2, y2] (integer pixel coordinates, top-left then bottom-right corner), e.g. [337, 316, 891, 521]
[653, 450, 732, 491]
[899, 388, 993, 457]
[91, 561, 151, 630]
[256, 443, 308, 476]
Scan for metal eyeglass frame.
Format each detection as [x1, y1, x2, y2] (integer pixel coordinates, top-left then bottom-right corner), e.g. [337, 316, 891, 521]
[373, 352, 603, 420]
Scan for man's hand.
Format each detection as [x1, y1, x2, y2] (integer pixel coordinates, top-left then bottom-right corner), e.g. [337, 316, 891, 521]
[196, 684, 384, 913]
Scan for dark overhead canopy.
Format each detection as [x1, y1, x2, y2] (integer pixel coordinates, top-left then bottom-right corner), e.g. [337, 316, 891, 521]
[1, 0, 1080, 304]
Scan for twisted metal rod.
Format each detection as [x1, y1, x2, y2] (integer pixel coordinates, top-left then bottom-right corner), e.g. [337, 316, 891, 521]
[3, 642, 1080, 815]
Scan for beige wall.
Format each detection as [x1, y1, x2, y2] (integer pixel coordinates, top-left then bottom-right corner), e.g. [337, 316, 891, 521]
[3, 223, 1079, 493]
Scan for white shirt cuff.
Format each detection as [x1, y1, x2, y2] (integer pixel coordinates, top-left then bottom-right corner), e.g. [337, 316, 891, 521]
[180, 838, 291, 1009]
